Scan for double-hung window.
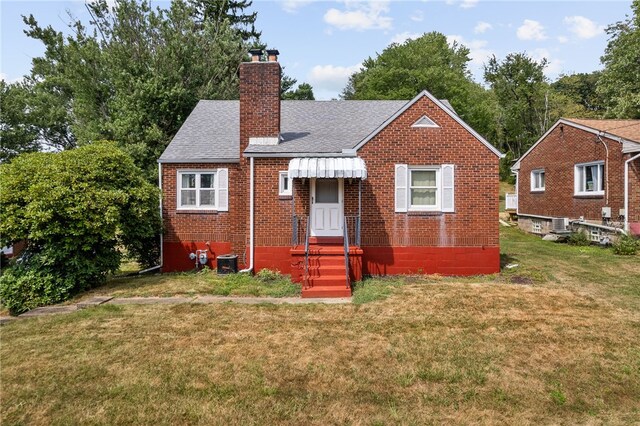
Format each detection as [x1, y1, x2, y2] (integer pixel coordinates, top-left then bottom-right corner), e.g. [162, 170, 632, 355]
[395, 164, 454, 213]
[178, 171, 217, 209]
[530, 169, 545, 192]
[574, 161, 604, 196]
[409, 168, 441, 211]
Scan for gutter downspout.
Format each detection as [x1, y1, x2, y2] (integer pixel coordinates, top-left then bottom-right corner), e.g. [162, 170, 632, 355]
[240, 157, 254, 273]
[624, 152, 640, 233]
[140, 163, 164, 275]
[597, 134, 610, 206]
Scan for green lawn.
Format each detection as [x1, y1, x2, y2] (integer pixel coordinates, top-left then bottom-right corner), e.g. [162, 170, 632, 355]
[2, 227, 639, 425]
[73, 267, 301, 300]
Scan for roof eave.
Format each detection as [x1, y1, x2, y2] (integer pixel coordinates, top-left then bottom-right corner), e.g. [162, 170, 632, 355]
[158, 158, 241, 164]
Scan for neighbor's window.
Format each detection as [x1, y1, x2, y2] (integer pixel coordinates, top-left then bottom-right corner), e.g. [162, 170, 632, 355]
[575, 161, 604, 196]
[178, 171, 216, 209]
[279, 171, 291, 196]
[530, 169, 545, 192]
[409, 168, 440, 211]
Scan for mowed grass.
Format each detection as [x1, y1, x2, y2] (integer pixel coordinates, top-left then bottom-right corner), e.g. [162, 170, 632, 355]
[73, 268, 301, 300]
[2, 227, 639, 425]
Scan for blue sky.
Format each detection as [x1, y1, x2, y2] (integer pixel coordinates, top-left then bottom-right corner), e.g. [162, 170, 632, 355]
[0, 0, 634, 99]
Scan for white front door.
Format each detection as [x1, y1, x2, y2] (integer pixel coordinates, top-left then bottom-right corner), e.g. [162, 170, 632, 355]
[310, 178, 343, 237]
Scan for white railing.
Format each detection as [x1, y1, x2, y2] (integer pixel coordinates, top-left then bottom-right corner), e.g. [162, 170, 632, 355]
[505, 193, 518, 211]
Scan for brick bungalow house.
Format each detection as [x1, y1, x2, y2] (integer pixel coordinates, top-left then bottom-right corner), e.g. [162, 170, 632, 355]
[158, 50, 504, 297]
[511, 118, 640, 240]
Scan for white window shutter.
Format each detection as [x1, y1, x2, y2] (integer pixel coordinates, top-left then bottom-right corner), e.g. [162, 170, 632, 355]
[217, 168, 229, 211]
[441, 164, 455, 212]
[395, 164, 408, 212]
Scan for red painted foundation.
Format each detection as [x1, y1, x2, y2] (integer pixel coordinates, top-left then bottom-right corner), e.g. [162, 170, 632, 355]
[361, 246, 500, 276]
[163, 242, 500, 278]
[162, 241, 233, 272]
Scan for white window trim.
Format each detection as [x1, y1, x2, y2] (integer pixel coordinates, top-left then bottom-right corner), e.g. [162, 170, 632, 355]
[177, 170, 218, 210]
[574, 161, 605, 196]
[408, 166, 441, 211]
[278, 171, 292, 196]
[530, 169, 545, 192]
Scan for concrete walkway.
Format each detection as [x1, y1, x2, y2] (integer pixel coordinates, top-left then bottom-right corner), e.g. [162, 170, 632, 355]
[0, 295, 351, 324]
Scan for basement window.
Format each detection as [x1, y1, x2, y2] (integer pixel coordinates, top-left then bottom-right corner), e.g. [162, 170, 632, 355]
[279, 171, 292, 196]
[532, 220, 542, 234]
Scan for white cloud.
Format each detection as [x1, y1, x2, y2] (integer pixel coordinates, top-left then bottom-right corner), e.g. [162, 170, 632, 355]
[445, 0, 479, 9]
[516, 19, 547, 41]
[410, 10, 424, 22]
[530, 48, 564, 76]
[390, 32, 422, 44]
[308, 63, 362, 94]
[474, 21, 493, 34]
[557, 35, 569, 43]
[324, 1, 393, 31]
[460, 0, 479, 9]
[281, 0, 313, 13]
[563, 16, 605, 39]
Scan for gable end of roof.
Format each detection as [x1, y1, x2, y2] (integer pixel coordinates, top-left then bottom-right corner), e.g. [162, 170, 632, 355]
[352, 90, 504, 158]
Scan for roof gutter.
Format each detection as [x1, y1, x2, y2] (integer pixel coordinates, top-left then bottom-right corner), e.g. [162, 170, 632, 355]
[158, 158, 240, 164]
[243, 151, 358, 158]
[624, 151, 640, 233]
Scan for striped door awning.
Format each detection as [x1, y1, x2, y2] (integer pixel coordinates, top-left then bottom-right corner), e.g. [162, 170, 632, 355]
[288, 157, 367, 179]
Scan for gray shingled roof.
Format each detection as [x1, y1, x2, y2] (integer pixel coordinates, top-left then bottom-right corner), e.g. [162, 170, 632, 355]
[159, 100, 409, 162]
[159, 100, 240, 163]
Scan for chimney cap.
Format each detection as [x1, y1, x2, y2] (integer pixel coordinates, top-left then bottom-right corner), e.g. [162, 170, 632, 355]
[248, 48, 262, 62]
[265, 49, 280, 56]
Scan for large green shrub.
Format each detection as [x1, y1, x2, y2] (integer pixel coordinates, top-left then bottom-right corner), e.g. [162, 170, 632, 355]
[612, 234, 639, 255]
[0, 142, 161, 314]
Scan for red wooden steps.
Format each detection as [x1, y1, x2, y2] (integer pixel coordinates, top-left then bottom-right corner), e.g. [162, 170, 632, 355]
[300, 241, 352, 298]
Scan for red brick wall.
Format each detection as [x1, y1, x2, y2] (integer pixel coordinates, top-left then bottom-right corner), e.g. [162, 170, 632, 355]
[517, 124, 629, 221]
[239, 61, 280, 147]
[628, 157, 640, 223]
[162, 93, 501, 275]
[357, 96, 500, 249]
[161, 162, 246, 271]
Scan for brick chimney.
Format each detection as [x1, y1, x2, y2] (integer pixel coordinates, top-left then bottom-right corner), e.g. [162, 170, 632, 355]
[240, 49, 281, 149]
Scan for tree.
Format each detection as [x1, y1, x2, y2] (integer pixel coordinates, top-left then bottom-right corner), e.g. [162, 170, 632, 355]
[283, 82, 315, 100]
[484, 53, 552, 164]
[0, 81, 41, 161]
[340, 32, 498, 142]
[0, 142, 161, 314]
[551, 72, 605, 117]
[190, 0, 260, 41]
[597, 0, 640, 118]
[9, 0, 251, 179]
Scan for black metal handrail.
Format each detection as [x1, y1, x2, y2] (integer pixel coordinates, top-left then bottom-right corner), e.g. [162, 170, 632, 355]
[304, 218, 310, 290]
[343, 218, 350, 289]
[344, 215, 361, 247]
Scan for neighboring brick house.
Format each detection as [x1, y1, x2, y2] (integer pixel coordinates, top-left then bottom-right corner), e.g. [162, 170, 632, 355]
[159, 49, 504, 297]
[511, 118, 640, 240]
